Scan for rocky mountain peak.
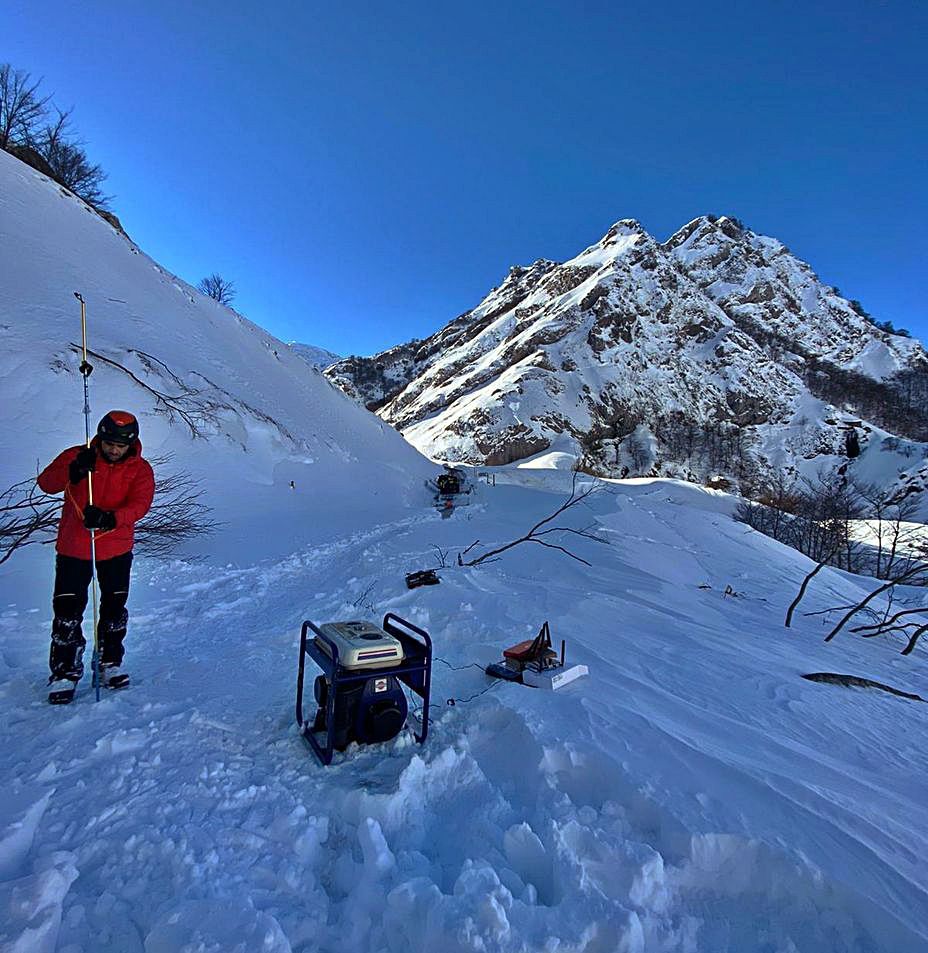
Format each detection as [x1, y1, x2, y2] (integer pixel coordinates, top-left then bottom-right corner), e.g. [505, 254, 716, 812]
[483, 258, 559, 313]
[665, 215, 919, 377]
[326, 217, 928, 505]
[665, 214, 770, 269]
[602, 218, 649, 240]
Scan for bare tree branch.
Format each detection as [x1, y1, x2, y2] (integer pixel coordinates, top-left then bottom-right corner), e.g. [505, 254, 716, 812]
[784, 551, 836, 627]
[901, 623, 928, 656]
[801, 604, 863, 618]
[0, 478, 59, 564]
[133, 454, 222, 557]
[525, 537, 593, 566]
[824, 561, 928, 643]
[31, 106, 111, 208]
[69, 344, 223, 438]
[851, 607, 928, 635]
[66, 345, 300, 448]
[0, 63, 51, 150]
[458, 472, 608, 567]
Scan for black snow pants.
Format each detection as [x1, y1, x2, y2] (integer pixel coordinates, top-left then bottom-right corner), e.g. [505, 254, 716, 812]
[49, 552, 133, 679]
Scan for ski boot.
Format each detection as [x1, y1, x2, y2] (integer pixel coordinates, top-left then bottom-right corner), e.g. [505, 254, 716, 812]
[100, 664, 130, 690]
[48, 677, 79, 705]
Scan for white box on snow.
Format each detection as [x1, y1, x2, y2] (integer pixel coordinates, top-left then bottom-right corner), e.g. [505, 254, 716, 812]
[522, 664, 589, 691]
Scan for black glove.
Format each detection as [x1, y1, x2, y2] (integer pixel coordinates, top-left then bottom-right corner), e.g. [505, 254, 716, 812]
[83, 505, 116, 531]
[68, 446, 97, 484]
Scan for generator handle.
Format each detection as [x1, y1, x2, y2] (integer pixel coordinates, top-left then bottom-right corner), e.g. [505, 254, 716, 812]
[296, 620, 341, 731]
[382, 612, 431, 649]
[382, 612, 433, 744]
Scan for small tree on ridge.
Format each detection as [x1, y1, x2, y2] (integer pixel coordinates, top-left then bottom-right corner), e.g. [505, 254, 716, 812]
[197, 273, 236, 307]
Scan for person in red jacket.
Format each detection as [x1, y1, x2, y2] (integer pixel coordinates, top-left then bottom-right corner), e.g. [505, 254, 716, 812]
[37, 410, 155, 703]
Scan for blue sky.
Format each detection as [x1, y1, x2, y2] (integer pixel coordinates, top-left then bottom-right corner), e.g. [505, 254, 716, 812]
[6, 0, 926, 356]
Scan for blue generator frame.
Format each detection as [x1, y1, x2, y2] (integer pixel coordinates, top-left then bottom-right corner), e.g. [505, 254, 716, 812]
[296, 613, 433, 765]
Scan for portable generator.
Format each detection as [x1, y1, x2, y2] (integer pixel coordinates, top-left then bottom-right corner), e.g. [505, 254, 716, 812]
[296, 614, 432, 765]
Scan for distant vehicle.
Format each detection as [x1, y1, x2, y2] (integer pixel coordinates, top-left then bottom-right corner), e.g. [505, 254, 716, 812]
[425, 465, 474, 516]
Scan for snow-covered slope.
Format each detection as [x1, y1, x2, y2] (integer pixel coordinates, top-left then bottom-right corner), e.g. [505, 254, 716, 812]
[328, 258, 559, 412]
[327, 218, 928, 507]
[287, 342, 342, 370]
[1, 470, 926, 952]
[0, 147, 431, 560]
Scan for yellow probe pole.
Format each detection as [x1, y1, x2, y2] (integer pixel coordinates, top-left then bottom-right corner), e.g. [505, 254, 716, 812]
[75, 292, 102, 701]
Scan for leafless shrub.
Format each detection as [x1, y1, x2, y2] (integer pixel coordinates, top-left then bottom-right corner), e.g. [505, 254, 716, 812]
[736, 471, 802, 543]
[0, 477, 60, 564]
[0, 453, 219, 564]
[852, 482, 924, 579]
[134, 454, 222, 557]
[33, 107, 110, 209]
[1, 63, 111, 211]
[739, 473, 922, 578]
[786, 549, 928, 655]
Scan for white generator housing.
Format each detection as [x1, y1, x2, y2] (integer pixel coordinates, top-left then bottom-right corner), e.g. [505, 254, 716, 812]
[315, 620, 405, 670]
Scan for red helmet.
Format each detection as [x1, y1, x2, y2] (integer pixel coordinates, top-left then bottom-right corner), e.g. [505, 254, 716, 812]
[97, 411, 139, 445]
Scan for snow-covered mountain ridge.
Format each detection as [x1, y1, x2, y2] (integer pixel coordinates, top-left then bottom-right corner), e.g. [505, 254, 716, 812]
[287, 341, 342, 369]
[326, 217, 928, 504]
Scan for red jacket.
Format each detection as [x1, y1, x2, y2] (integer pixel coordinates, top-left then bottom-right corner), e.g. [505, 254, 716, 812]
[38, 439, 155, 560]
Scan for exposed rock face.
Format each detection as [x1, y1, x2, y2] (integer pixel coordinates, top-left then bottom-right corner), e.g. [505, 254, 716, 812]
[326, 217, 928, 500]
[94, 208, 129, 239]
[7, 143, 55, 178]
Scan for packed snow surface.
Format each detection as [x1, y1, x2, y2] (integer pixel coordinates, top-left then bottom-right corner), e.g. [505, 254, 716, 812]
[2, 472, 927, 953]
